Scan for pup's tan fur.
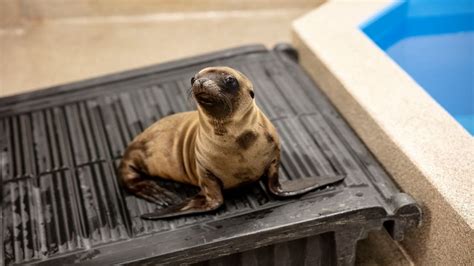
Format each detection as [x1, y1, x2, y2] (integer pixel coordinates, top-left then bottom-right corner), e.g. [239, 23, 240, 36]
[119, 66, 342, 219]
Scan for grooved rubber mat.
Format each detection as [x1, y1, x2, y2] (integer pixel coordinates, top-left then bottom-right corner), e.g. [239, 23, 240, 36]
[0, 44, 421, 265]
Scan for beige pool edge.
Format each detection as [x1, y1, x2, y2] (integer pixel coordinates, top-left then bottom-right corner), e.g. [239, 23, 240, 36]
[292, 1, 473, 265]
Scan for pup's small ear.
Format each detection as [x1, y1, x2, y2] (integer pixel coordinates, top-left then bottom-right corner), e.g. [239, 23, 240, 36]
[249, 90, 255, 99]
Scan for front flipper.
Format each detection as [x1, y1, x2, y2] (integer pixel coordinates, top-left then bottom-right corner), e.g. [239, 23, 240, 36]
[265, 157, 346, 198]
[141, 170, 224, 220]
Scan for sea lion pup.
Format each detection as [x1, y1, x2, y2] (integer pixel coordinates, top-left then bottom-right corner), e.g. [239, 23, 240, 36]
[119, 66, 345, 219]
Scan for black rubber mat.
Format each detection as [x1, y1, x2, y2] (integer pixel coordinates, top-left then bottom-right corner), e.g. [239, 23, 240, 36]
[0, 44, 421, 265]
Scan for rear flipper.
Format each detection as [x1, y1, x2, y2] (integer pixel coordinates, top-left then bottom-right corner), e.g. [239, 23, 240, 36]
[127, 179, 182, 207]
[119, 155, 182, 207]
[140, 169, 224, 220]
[141, 194, 221, 220]
[265, 158, 345, 197]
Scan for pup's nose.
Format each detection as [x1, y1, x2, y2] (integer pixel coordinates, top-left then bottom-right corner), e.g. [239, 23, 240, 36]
[194, 78, 209, 87]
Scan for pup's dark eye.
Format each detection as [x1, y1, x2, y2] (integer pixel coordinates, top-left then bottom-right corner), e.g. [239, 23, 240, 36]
[224, 76, 239, 90]
[190, 77, 196, 86]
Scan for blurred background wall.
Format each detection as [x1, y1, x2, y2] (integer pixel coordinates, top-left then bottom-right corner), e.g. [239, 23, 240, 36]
[1, 0, 323, 23]
[0, 0, 325, 96]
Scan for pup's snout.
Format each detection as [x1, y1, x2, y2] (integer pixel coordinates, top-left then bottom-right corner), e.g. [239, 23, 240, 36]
[192, 78, 215, 91]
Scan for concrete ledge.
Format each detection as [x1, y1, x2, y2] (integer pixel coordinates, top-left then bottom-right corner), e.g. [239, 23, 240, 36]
[293, 1, 473, 265]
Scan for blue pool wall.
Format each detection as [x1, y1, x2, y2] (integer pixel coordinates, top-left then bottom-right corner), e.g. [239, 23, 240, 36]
[361, 0, 474, 135]
[362, 0, 474, 50]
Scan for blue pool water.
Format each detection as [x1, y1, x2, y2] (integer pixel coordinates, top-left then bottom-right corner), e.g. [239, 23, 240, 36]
[362, 0, 474, 135]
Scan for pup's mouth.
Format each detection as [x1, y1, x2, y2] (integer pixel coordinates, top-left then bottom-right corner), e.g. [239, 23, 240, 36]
[192, 86, 233, 118]
[194, 92, 220, 106]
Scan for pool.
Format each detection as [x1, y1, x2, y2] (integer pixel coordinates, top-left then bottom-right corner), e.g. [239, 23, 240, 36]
[362, 0, 474, 135]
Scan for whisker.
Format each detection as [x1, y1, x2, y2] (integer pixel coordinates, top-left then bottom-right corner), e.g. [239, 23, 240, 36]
[220, 93, 233, 114]
[186, 87, 195, 106]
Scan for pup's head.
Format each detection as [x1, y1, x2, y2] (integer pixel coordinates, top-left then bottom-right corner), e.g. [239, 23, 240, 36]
[191, 66, 255, 120]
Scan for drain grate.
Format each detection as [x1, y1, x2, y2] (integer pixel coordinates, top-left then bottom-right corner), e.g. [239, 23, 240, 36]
[0, 44, 421, 265]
